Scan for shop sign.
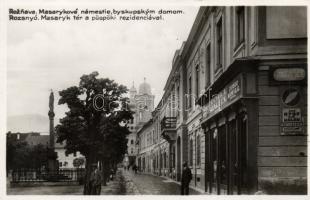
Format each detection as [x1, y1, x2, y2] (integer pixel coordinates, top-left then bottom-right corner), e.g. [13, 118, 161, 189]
[280, 87, 304, 135]
[205, 76, 242, 118]
[273, 68, 305, 82]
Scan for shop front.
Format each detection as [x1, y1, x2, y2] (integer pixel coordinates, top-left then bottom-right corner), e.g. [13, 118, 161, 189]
[199, 65, 259, 194]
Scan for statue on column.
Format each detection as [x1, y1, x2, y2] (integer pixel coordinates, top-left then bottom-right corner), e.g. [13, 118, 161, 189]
[48, 90, 55, 119]
[47, 89, 58, 172]
[49, 89, 54, 112]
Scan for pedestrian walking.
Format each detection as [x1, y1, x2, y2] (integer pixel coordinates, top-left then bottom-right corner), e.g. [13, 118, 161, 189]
[89, 164, 102, 195]
[133, 164, 138, 174]
[181, 162, 192, 195]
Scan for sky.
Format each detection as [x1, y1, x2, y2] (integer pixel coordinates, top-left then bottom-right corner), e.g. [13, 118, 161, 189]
[6, 3, 199, 130]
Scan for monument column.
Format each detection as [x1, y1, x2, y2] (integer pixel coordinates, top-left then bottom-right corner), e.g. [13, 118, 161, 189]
[47, 90, 58, 171]
[48, 90, 55, 149]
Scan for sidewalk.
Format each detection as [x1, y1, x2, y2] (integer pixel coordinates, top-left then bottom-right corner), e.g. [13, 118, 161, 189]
[122, 170, 141, 194]
[7, 170, 126, 195]
[100, 170, 124, 195]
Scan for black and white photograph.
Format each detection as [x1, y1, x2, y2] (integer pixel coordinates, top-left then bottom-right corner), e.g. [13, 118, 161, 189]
[1, 0, 308, 197]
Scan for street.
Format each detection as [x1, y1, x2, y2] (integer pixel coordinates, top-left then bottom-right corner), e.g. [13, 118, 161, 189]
[7, 169, 201, 195]
[123, 170, 201, 195]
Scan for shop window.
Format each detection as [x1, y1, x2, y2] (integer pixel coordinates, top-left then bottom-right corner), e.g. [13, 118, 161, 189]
[236, 6, 245, 47]
[196, 135, 201, 166]
[219, 125, 227, 184]
[189, 139, 193, 166]
[215, 17, 223, 73]
[211, 129, 218, 181]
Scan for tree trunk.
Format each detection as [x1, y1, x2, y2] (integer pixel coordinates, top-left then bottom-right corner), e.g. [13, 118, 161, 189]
[83, 154, 96, 195]
[101, 160, 110, 186]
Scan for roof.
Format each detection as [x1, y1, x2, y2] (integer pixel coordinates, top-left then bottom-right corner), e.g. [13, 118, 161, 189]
[7, 132, 40, 141]
[138, 80, 152, 95]
[136, 119, 153, 137]
[25, 135, 49, 146]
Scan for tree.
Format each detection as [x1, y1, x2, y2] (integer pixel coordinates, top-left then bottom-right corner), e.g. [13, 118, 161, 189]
[55, 71, 133, 195]
[6, 132, 48, 171]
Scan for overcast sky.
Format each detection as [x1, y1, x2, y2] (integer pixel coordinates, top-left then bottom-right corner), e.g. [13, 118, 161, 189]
[7, 3, 199, 124]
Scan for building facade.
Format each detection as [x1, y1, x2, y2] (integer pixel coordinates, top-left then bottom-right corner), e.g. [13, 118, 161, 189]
[55, 141, 85, 169]
[135, 6, 307, 195]
[124, 79, 155, 168]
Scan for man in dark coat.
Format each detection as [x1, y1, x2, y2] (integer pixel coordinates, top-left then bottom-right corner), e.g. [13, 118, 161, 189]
[181, 162, 192, 195]
[89, 164, 102, 195]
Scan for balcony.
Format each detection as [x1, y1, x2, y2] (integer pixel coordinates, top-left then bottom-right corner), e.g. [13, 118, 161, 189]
[161, 117, 177, 142]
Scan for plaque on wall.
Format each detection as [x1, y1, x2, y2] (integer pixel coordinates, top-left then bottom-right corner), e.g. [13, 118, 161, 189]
[280, 87, 305, 135]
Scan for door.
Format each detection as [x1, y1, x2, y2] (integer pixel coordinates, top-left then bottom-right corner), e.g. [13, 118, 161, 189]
[177, 137, 181, 181]
[229, 114, 247, 194]
[218, 125, 227, 194]
[210, 128, 218, 194]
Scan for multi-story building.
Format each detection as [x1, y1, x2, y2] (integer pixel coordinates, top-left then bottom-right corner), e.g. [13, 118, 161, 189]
[124, 79, 155, 168]
[135, 6, 307, 195]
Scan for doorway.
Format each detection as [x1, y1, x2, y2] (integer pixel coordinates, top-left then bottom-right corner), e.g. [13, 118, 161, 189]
[177, 137, 181, 181]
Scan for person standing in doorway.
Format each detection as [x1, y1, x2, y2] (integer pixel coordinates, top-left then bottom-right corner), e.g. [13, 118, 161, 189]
[181, 162, 192, 195]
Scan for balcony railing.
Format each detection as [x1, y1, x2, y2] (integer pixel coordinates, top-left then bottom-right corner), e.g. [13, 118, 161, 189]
[161, 117, 177, 130]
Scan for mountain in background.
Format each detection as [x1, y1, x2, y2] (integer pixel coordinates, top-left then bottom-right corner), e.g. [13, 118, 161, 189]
[7, 114, 60, 134]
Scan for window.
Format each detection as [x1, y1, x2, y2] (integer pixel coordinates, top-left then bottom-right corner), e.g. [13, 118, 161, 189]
[189, 139, 193, 166]
[196, 135, 201, 166]
[163, 152, 166, 168]
[205, 44, 211, 87]
[131, 148, 133, 154]
[59, 162, 62, 167]
[188, 76, 192, 109]
[195, 66, 200, 97]
[236, 6, 245, 46]
[216, 18, 223, 72]
[177, 85, 180, 117]
[73, 152, 77, 157]
[131, 139, 134, 145]
[64, 161, 68, 166]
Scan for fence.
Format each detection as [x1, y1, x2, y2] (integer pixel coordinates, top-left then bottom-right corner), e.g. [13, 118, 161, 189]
[11, 168, 85, 182]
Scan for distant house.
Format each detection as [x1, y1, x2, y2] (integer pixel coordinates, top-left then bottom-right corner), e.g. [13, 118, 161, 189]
[8, 132, 49, 147]
[55, 141, 85, 169]
[24, 134, 49, 147]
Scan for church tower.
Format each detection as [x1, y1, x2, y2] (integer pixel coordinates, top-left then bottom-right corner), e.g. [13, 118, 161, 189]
[124, 78, 155, 168]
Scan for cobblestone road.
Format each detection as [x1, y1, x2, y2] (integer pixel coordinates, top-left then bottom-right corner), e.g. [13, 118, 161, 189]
[7, 169, 202, 195]
[122, 170, 201, 195]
